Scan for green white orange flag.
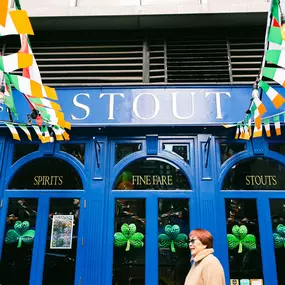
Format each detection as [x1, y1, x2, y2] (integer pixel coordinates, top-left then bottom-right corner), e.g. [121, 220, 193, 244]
[7, 73, 58, 100]
[3, 73, 17, 117]
[0, 10, 34, 36]
[235, 125, 239, 139]
[0, 0, 9, 27]
[263, 118, 271, 137]
[266, 50, 285, 69]
[61, 128, 70, 141]
[41, 126, 50, 143]
[253, 125, 263, 138]
[29, 98, 62, 111]
[5, 123, 20, 140]
[36, 106, 65, 127]
[19, 124, 32, 141]
[0, 52, 33, 73]
[32, 125, 44, 142]
[263, 67, 285, 87]
[273, 115, 281, 135]
[259, 80, 285, 109]
[52, 126, 64, 141]
[239, 125, 244, 139]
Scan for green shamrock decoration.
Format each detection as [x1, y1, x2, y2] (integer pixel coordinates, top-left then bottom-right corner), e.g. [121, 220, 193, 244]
[114, 223, 144, 251]
[227, 225, 256, 253]
[158, 224, 188, 253]
[5, 221, 35, 248]
[273, 224, 285, 248]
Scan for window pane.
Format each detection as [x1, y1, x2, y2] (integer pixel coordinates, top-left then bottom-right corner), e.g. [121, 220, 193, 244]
[114, 158, 190, 190]
[269, 144, 285, 156]
[9, 158, 83, 190]
[13, 144, 39, 164]
[270, 199, 285, 284]
[163, 144, 190, 164]
[225, 199, 263, 281]
[0, 198, 38, 285]
[116, 143, 142, 164]
[222, 158, 285, 190]
[113, 199, 145, 285]
[158, 199, 190, 285]
[42, 198, 80, 285]
[219, 143, 246, 164]
[60, 144, 85, 164]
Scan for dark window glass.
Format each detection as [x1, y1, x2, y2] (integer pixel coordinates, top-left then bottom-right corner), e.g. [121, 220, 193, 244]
[13, 144, 39, 164]
[158, 199, 190, 285]
[220, 143, 246, 164]
[163, 144, 190, 164]
[269, 144, 285, 156]
[114, 158, 190, 190]
[116, 143, 142, 164]
[0, 198, 38, 285]
[60, 144, 85, 164]
[225, 199, 263, 281]
[222, 158, 285, 190]
[9, 158, 83, 190]
[270, 199, 285, 285]
[113, 199, 145, 285]
[42, 198, 80, 285]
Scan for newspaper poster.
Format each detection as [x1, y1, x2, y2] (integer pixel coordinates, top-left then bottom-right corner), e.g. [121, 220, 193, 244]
[50, 215, 74, 249]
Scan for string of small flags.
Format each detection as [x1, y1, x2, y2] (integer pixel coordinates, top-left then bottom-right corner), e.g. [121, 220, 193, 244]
[0, 0, 71, 142]
[224, 0, 285, 139]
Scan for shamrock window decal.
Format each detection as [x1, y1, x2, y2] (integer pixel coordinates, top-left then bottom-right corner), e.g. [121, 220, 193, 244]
[158, 224, 188, 253]
[273, 224, 285, 248]
[5, 220, 35, 248]
[114, 223, 144, 251]
[227, 225, 256, 253]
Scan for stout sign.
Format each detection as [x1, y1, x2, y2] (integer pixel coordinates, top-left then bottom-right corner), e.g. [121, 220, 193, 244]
[245, 175, 277, 186]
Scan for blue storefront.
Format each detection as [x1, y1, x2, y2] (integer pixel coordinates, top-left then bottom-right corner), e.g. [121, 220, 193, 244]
[0, 85, 285, 285]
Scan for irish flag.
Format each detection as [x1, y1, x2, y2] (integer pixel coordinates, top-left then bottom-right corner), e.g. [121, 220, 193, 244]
[273, 115, 281, 135]
[263, 118, 271, 137]
[5, 123, 20, 140]
[259, 80, 285, 109]
[19, 124, 32, 141]
[0, 53, 32, 73]
[266, 50, 285, 69]
[253, 125, 263, 138]
[263, 67, 285, 87]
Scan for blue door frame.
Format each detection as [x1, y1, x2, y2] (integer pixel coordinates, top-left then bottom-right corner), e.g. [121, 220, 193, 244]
[0, 134, 285, 285]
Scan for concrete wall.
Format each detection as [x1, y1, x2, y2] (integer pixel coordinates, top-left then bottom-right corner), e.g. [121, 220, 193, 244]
[16, 0, 269, 17]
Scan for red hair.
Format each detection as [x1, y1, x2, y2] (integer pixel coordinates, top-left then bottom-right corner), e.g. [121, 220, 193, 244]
[190, 228, 213, 248]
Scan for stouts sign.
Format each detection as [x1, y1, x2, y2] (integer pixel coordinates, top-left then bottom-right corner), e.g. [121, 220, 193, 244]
[1, 86, 285, 127]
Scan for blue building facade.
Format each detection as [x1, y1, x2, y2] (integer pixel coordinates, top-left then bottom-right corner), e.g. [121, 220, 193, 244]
[0, 85, 284, 285]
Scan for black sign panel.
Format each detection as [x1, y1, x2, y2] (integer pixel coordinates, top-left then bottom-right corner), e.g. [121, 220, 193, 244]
[9, 158, 83, 190]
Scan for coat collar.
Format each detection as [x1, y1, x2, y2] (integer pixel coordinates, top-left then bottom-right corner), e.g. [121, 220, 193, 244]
[191, 248, 214, 263]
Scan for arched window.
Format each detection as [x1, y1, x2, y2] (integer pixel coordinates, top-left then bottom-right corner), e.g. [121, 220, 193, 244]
[114, 157, 190, 190]
[222, 157, 285, 190]
[8, 158, 83, 190]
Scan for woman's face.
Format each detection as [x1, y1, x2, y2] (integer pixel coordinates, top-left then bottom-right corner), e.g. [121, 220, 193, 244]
[189, 235, 207, 257]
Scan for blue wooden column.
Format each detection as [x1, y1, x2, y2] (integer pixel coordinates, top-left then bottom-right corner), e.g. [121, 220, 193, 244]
[196, 134, 220, 253]
[83, 136, 108, 285]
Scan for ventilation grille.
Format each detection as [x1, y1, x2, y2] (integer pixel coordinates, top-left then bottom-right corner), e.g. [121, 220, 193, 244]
[1, 31, 265, 86]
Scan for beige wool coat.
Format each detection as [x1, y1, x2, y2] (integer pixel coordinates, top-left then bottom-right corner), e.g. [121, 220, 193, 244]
[184, 248, 226, 285]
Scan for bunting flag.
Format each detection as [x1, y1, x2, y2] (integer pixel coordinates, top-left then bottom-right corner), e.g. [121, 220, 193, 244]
[5, 123, 20, 140]
[0, 0, 70, 142]
[273, 115, 281, 135]
[19, 124, 31, 141]
[52, 126, 64, 141]
[248, 118, 252, 137]
[253, 125, 263, 138]
[263, 67, 285, 87]
[0, 0, 9, 27]
[239, 125, 245, 139]
[0, 53, 33, 73]
[243, 125, 250, 140]
[259, 80, 285, 108]
[32, 125, 44, 142]
[41, 126, 50, 143]
[0, 10, 34, 36]
[235, 125, 240, 139]
[29, 98, 62, 111]
[263, 118, 271, 137]
[7, 73, 58, 100]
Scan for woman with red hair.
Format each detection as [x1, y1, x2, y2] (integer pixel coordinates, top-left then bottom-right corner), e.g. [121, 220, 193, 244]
[184, 228, 225, 285]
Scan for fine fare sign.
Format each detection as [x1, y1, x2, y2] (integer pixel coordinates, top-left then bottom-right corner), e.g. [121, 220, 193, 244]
[3, 87, 285, 126]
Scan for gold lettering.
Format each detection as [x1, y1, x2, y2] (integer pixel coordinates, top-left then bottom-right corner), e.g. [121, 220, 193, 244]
[161, 175, 167, 185]
[272, 175, 277, 186]
[131, 175, 174, 186]
[245, 175, 278, 186]
[58, 176, 63, 186]
[32, 175, 64, 186]
[33, 176, 39, 186]
[245, 175, 251, 186]
[145, 175, 151, 185]
[167, 175, 173, 185]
